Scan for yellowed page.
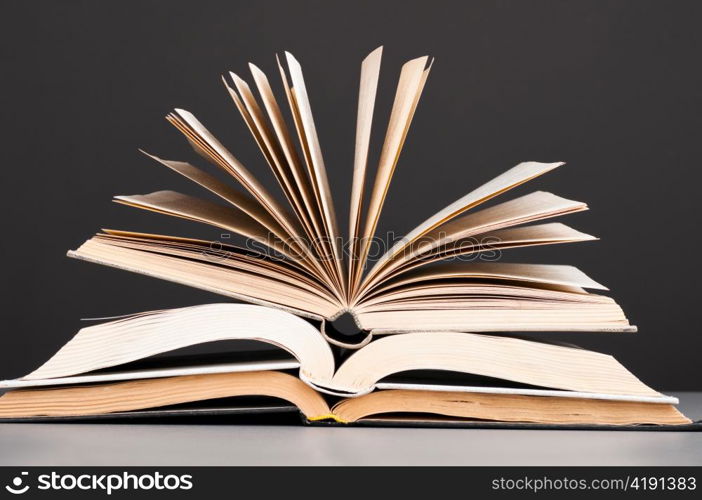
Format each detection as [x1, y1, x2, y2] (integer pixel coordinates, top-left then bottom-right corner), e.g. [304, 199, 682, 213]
[222, 76, 338, 292]
[369, 262, 608, 297]
[353, 55, 431, 293]
[348, 47, 383, 294]
[140, 152, 289, 240]
[273, 55, 343, 292]
[69, 240, 342, 318]
[97, 230, 326, 289]
[17, 304, 335, 382]
[283, 52, 345, 290]
[247, 64, 340, 291]
[247, 64, 324, 244]
[226, 73, 310, 232]
[358, 282, 604, 309]
[328, 332, 655, 396]
[356, 306, 634, 333]
[113, 190, 294, 259]
[360, 161, 565, 292]
[357, 192, 589, 298]
[333, 390, 690, 425]
[98, 236, 333, 299]
[167, 108, 305, 244]
[361, 223, 597, 296]
[0, 371, 331, 420]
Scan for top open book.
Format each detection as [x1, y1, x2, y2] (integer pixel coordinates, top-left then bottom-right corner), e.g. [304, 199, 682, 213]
[68, 47, 634, 344]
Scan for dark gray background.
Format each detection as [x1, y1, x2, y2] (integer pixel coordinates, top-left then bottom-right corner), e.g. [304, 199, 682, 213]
[0, 0, 699, 389]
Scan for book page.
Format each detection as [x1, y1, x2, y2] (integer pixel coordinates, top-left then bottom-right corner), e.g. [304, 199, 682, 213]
[1, 359, 300, 389]
[69, 240, 343, 318]
[348, 47, 383, 294]
[356, 307, 635, 333]
[357, 192, 589, 297]
[0, 371, 331, 420]
[14, 304, 336, 383]
[360, 161, 564, 292]
[141, 153, 290, 241]
[352, 55, 432, 294]
[222, 77, 340, 293]
[114, 191, 295, 260]
[283, 53, 345, 291]
[333, 390, 689, 425]
[327, 332, 656, 397]
[167, 109, 306, 245]
[96, 233, 333, 298]
[224, 73, 314, 241]
[361, 223, 596, 295]
[369, 262, 609, 296]
[246, 64, 325, 247]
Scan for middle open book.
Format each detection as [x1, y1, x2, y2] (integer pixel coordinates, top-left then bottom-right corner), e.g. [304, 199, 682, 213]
[0, 305, 690, 427]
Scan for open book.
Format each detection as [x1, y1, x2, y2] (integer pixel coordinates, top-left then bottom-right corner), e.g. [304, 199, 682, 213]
[5, 47, 684, 430]
[0, 305, 691, 427]
[67, 47, 634, 343]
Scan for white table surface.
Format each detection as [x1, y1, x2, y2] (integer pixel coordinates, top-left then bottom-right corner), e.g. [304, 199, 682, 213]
[0, 392, 700, 466]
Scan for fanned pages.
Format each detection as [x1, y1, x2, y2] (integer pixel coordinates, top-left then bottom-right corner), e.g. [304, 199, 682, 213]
[113, 191, 295, 259]
[66, 47, 636, 338]
[355, 191, 590, 298]
[225, 68, 317, 253]
[359, 223, 598, 292]
[244, 62, 326, 252]
[140, 153, 288, 241]
[166, 109, 299, 238]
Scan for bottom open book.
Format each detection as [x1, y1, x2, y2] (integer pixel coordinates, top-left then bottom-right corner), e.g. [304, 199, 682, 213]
[0, 370, 696, 429]
[0, 304, 698, 430]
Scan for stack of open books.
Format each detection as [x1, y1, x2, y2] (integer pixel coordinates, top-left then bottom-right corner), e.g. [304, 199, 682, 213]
[0, 48, 693, 428]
